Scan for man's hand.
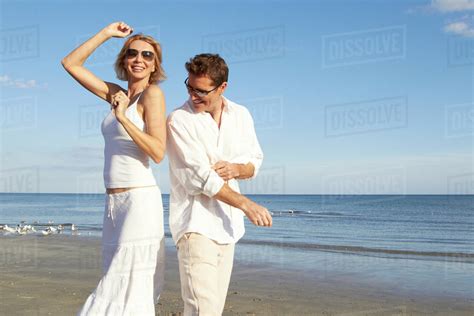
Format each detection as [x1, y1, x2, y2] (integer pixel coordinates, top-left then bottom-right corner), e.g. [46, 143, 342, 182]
[212, 161, 240, 181]
[242, 200, 273, 227]
[213, 183, 272, 227]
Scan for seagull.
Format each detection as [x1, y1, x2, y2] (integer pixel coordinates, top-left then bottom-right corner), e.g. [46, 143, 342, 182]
[41, 229, 52, 236]
[41, 226, 57, 236]
[19, 225, 36, 234]
[3, 225, 17, 234]
[16, 224, 25, 235]
[71, 224, 77, 231]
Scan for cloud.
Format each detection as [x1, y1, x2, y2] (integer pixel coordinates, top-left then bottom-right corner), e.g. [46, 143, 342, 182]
[0, 74, 47, 89]
[418, 1, 474, 38]
[444, 20, 474, 36]
[431, 0, 474, 13]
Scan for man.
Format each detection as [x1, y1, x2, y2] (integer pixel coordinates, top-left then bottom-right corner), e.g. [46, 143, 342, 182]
[167, 53, 273, 315]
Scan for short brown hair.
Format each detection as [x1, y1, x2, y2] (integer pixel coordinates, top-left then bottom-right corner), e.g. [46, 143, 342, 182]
[114, 34, 166, 84]
[185, 53, 228, 86]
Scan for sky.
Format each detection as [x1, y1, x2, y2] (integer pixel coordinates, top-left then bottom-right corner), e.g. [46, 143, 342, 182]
[0, 0, 473, 194]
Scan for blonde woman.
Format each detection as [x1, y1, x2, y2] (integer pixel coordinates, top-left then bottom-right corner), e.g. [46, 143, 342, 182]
[62, 22, 166, 315]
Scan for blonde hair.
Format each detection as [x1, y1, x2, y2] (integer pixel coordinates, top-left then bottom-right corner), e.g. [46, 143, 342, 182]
[114, 34, 166, 84]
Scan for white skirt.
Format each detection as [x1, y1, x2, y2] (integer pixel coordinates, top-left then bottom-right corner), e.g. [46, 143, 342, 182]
[78, 186, 165, 316]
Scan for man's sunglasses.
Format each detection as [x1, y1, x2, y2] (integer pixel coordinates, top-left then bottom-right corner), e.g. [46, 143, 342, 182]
[125, 48, 155, 61]
[184, 77, 221, 98]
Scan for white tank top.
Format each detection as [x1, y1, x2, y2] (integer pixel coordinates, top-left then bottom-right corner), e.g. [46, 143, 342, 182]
[101, 93, 157, 188]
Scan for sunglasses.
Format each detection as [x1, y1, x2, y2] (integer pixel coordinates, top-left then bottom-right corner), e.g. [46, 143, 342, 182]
[184, 77, 221, 98]
[125, 48, 155, 61]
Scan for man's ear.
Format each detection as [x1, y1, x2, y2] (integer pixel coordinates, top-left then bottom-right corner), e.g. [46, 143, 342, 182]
[220, 82, 228, 94]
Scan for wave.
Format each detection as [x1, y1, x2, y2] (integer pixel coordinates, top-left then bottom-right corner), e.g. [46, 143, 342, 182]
[3, 225, 472, 260]
[238, 238, 474, 259]
[272, 210, 358, 218]
[162, 233, 473, 259]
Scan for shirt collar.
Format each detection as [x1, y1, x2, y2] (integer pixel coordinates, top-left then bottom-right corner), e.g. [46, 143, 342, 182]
[221, 96, 232, 113]
[186, 96, 233, 114]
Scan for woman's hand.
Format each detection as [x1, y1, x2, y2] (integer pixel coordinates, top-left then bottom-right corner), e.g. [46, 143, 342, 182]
[103, 22, 133, 38]
[111, 91, 130, 122]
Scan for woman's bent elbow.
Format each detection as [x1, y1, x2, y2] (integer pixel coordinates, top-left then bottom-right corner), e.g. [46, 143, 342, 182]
[61, 58, 70, 70]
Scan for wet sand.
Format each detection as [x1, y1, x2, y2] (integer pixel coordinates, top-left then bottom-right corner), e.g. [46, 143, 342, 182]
[0, 235, 472, 315]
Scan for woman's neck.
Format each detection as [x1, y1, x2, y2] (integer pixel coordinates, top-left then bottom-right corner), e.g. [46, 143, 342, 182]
[127, 79, 149, 98]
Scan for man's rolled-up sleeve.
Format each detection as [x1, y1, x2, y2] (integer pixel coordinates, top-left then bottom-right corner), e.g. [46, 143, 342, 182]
[244, 109, 263, 179]
[167, 116, 225, 197]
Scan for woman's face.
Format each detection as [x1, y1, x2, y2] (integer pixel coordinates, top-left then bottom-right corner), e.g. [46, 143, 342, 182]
[124, 40, 156, 82]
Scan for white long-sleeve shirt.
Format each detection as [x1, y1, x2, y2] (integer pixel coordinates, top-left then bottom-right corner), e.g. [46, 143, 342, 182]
[167, 96, 263, 245]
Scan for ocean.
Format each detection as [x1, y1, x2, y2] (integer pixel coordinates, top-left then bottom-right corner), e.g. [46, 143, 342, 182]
[1, 194, 472, 256]
[1, 193, 473, 299]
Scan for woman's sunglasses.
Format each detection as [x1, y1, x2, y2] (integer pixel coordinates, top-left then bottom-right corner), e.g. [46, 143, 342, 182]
[125, 48, 155, 61]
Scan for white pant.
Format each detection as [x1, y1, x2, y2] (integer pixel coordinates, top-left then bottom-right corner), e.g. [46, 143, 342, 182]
[177, 233, 235, 316]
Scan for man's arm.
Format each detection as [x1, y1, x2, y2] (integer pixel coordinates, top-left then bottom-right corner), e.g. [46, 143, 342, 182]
[168, 114, 272, 226]
[235, 162, 255, 179]
[213, 161, 255, 181]
[213, 108, 263, 181]
[167, 114, 225, 197]
[214, 183, 272, 227]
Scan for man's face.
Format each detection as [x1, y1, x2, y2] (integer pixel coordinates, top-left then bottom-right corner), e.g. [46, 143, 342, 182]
[186, 74, 227, 114]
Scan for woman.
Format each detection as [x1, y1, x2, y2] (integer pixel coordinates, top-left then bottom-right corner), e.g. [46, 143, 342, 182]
[62, 22, 166, 315]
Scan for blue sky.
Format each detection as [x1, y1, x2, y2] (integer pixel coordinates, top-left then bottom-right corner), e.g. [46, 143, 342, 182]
[0, 0, 473, 194]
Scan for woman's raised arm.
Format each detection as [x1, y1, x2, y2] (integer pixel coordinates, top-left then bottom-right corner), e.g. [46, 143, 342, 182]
[61, 22, 132, 103]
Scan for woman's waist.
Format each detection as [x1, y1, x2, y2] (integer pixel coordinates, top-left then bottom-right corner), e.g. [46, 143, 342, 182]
[104, 144, 150, 162]
[104, 168, 157, 192]
[104, 153, 154, 173]
[106, 184, 157, 195]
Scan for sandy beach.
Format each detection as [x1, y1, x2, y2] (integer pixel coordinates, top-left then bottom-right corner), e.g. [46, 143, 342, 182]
[0, 235, 472, 315]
